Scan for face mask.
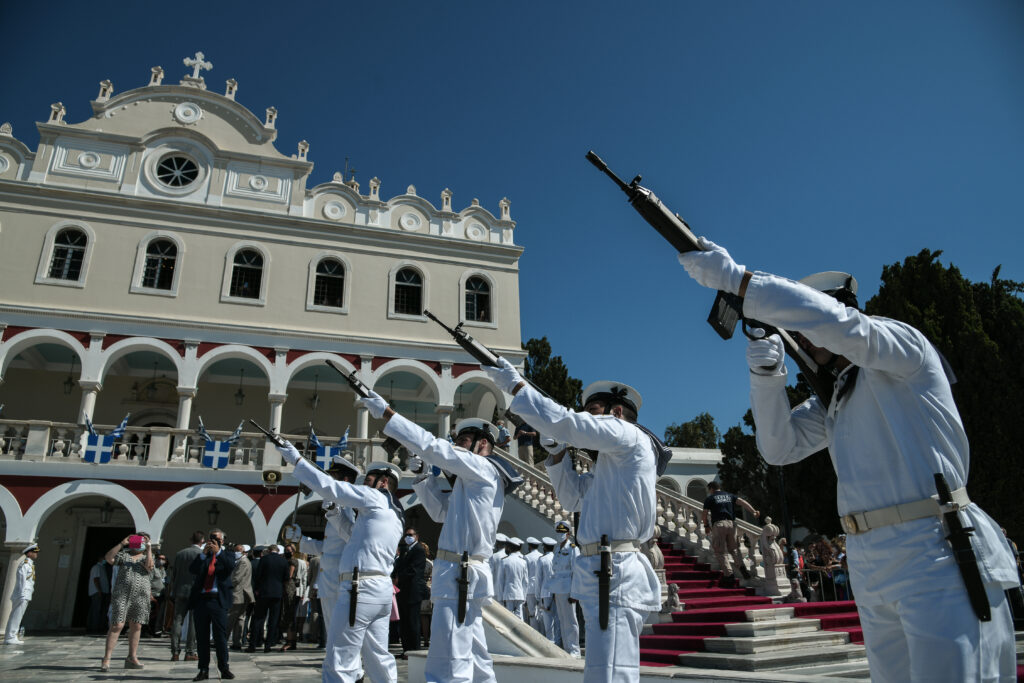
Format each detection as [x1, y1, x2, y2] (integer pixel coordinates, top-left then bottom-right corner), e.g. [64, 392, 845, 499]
[285, 551, 293, 558]
[234, 551, 243, 560]
[404, 536, 416, 545]
[138, 543, 146, 552]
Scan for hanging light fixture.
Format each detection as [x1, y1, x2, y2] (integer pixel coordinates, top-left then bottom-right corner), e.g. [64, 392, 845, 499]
[234, 368, 246, 406]
[207, 502, 220, 525]
[145, 361, 159, 401]
[62, 355, 77, 395]
[99, 500, 114, 524]
[309, 372, 321, 410]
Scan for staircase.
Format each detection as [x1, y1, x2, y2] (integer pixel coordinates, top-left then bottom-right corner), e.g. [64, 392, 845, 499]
[640, 541, 870, 678]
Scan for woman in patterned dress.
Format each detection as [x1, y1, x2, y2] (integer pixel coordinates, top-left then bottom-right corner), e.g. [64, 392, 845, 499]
[100, 534, 154, 671]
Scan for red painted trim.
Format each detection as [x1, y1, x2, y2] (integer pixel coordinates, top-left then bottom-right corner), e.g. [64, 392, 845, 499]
[371, 356, 395, 371]
[452, 363, 479, 378]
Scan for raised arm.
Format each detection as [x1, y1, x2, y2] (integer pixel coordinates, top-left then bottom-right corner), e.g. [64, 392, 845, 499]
[385, 412, 493, 482]
[749, 371, 829, 465]
[544, 450, 591, 513]
[278, 443, 386, 510]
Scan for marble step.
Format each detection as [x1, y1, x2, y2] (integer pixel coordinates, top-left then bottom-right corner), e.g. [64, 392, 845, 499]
[787, 658, 872, 679]
[724, 617, 823, 638]
[703, 630, 849, 654]
[678, 643, 867, 671]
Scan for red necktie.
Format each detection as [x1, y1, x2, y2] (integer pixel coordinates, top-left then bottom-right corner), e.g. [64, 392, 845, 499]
[203, 553, 216, 592]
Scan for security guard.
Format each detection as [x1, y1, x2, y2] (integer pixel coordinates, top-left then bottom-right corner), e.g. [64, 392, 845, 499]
[361, 389, 522, 683]
[276, 442, 402, 683]
[3, 543, 38, 645]
[679, 240, 1018, 682]
[487, 358, 664, 682]
[549, 521, 581, 658]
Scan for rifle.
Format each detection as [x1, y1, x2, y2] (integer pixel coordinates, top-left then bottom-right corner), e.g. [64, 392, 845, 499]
[249, 419, 313, 541]
[423, 310, 501, 367]
[586, 150, 835, 404]
[324, 359, 371, 398]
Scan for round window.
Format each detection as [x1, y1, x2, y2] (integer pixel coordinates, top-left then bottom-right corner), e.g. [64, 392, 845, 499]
[155, 155, 199, 188]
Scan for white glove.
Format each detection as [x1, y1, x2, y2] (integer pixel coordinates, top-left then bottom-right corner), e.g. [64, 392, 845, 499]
[677, 237, 746, 294]
[278, 440, 301, 465]
[483, 356, 525, 394]
[360, 390, 389, 419]
[323, 504, 340, 518]
[540, 436, 564, 455]
[408, 455, 425, 473]
[746, 331, 786, 376]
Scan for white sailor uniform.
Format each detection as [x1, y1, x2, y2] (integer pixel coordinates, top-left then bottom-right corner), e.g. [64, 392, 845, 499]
[3, 555, 35, 643]
[286, 452, 402, 683]
[384, 413, 504, 683]
[533, 549, 560, 645]
[549, 541, 581, 657]
[744, 271, 1018, 683]
[299, 504, 355, 636]
[511, 387, 661, 683]
[499, 552, 529, 619]
[523, 546, 543, 632]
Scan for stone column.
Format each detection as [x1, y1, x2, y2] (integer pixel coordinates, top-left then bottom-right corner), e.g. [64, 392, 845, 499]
[174, 388, 196, 431]
[355, 403, 369, 466]
[0, 544, 26, 640]
[77, 381, 101, 425]
[435, 405, 453, 439]
[263, 394, 288, 469]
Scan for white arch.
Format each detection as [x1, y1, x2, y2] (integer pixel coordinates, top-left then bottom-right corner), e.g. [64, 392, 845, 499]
[0, 486, 26, 543]
[266, 492, 325, 545]
[658, 476, 683, 493]
[0, 328, 87, 381]
[97, 336, 183, 384]
[192, 344, 274, 389]
[450, 370, 509, 412]
[284, 352, 357, 388]
[371, 359, 441, 404]
[148, 484, 268, 545]
[19, 480, 150, 542]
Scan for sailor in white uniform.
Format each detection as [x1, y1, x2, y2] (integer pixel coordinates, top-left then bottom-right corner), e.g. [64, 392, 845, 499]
[488, 533, 508, 582]
[679, 240, 1019, 682]
[523, 537, 544, 632]
[287, 456, 358, 637]
[534, 537, 560, 645]
[277, 442, 403, 683]
[485, 361, 664, 683]
[3, 543, 38, 645]
[362, 390, 522, 683]
[498, 538, 529, 619]
[549, 521, 581, 658]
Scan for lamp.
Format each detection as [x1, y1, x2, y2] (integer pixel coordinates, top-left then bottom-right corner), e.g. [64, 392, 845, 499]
[234, 368, 245, 406]
[309, 373, 320, 410]
[63, 355, 77, 395]
[145, 361, 158, 401]
[100, 500, 114, 524]
[207, 502, 220, 525]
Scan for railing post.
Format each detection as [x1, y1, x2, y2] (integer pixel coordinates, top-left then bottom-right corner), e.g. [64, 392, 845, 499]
[148, 427, 173, 466]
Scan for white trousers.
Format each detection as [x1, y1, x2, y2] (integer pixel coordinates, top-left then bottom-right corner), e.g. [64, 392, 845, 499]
[425, 598, 495, 683]
[324, 593, 395, 683]
[502, 600, 524, 620]
[857, 585, 1015, 683]
[554, 593, 581, 657]
[4, 599, 28, 641]
[525, 594, 543, 632]
[320, 584, 338, 636]
[579, 601, 647, 683]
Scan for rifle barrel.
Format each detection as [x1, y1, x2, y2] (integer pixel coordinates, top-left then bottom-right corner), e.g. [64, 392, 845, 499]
[586, 150, 631, 192]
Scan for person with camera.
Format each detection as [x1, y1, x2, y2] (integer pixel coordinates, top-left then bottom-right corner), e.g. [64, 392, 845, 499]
[99, 534, 154, 671]
[188, 528, 235, 681]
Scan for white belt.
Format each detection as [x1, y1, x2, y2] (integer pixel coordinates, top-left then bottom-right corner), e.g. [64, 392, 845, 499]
[579, 539, 641, 557]
[436, 549, 486, 565]
[339, 570, 389, 581]
[840, 487, 970, 535]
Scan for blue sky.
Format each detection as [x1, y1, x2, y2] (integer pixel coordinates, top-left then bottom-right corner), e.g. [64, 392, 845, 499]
[3, 2, 1022, 437]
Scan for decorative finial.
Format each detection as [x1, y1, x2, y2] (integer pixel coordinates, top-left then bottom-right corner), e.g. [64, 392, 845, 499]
[333, 171, 344, 183]
[406, 184, 417, 196]
[297, 140, 309, 161]
[0, 122, 12, 137]
[96, 80, 114, 102]
[183, 51, 213, 80]
[264, 107, 277, 129]
[441, 188, 453, 212]
[49, 103, 66, 124]
[149, 67, 164, 86]
[224, 79, 238, 100]
[499, 197, 511, 220]
[471, 198, 480, 207]
[368, 177, 381, 201]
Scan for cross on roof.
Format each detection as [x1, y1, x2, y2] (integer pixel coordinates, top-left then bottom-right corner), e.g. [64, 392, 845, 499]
[183, 51, 213, 79]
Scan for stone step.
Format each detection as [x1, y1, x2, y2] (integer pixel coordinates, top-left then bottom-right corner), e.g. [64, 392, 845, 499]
[671, 605, 795, 623]
[678, 643, 867, 671]
[724, 617, 822, 638]
[703, 630, 849, 654]
[787, 658, 872, 679]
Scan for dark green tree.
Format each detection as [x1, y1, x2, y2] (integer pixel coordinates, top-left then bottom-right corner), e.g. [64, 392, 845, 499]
[664, 412, 721, 448]
[522, 337, 583, 410]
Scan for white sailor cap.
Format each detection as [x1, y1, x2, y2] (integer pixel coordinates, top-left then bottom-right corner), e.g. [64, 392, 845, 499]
[582, 381, 643, 413]
[495, 532, 508, 543]
[541, 536, 557, 546]
[328, 454, 360, 477]
[799, 271, 859, 307]
[454, 418, 499, 444]
[507, 537, 523, 547]
[526, 536, 540, 545]
[22, 543, 39, 554]
[554, 519, 571, 533]
[365, 462, 402, 484]
[242, 544, 251, 553]
[275, 544, 285, 554]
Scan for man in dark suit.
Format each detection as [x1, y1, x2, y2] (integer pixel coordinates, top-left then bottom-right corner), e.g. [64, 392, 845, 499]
[188, 528, 236, 681]
[170, 530, 204, 661]
[246, 544, 289, 653]
[393, 526, 427, 655]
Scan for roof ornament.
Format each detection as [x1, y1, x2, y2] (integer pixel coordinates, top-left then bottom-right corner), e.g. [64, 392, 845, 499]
[96, 80, 114, 103]
[149, 67, 164, 86]
[182, 51, 212, 89]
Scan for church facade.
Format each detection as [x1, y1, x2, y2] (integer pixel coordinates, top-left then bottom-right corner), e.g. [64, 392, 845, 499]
[0, 52, 525, 631]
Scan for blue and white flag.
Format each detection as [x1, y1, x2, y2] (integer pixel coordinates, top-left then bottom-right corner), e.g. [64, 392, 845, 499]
[309, 425, 342, 470]
[196, 416, 212, 442]
[84, 416, 98, 437]
[83, 434, 114, 464]
[337, 426, 350, 451]
[202, 439, 231, 470]
[226, 421, 244, 444]
[110, 413, 130, 440]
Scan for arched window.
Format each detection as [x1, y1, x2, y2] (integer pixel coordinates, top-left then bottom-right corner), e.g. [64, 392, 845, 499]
[141, 239, 177, 290]
[394, 268, 422, 315]
[687, 478, 709, 502]
[465, 276, 491, 322]
[313, 258, 345, 308]
[48, 228, 87, 281]
[229, 249, 263, 299]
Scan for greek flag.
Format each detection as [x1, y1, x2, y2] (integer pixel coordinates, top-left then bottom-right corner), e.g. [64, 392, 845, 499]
[110, 413, 130, 440]
[337, 426, 349, 450]
[309, 426, 342, 470]
[83, 434, 114, 464]
[198, 417, 241, 470]
[84, 416, 98, 437]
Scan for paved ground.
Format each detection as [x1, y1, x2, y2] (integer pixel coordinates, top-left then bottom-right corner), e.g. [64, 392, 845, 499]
[0, 632, 411, 681]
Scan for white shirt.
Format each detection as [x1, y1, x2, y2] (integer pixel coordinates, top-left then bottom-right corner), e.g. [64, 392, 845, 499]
[300, 505, 355, 594]
[291, 457, 403, 605]
[745, 271, 1018, 604]
[547, 542, 578, 595]
[88, 561, 109, 596]
[489, 549, 507, 582]
[499, 553, 529, 601]
[524, 549, 542, 595]
[385, 413, 503, 600]
[534, 552, 554, 599]
[512, 387, 661, 612]
[12, 558, 34, 601]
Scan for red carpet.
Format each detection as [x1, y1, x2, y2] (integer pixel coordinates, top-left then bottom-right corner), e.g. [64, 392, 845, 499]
[639, 542, 865, 667]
